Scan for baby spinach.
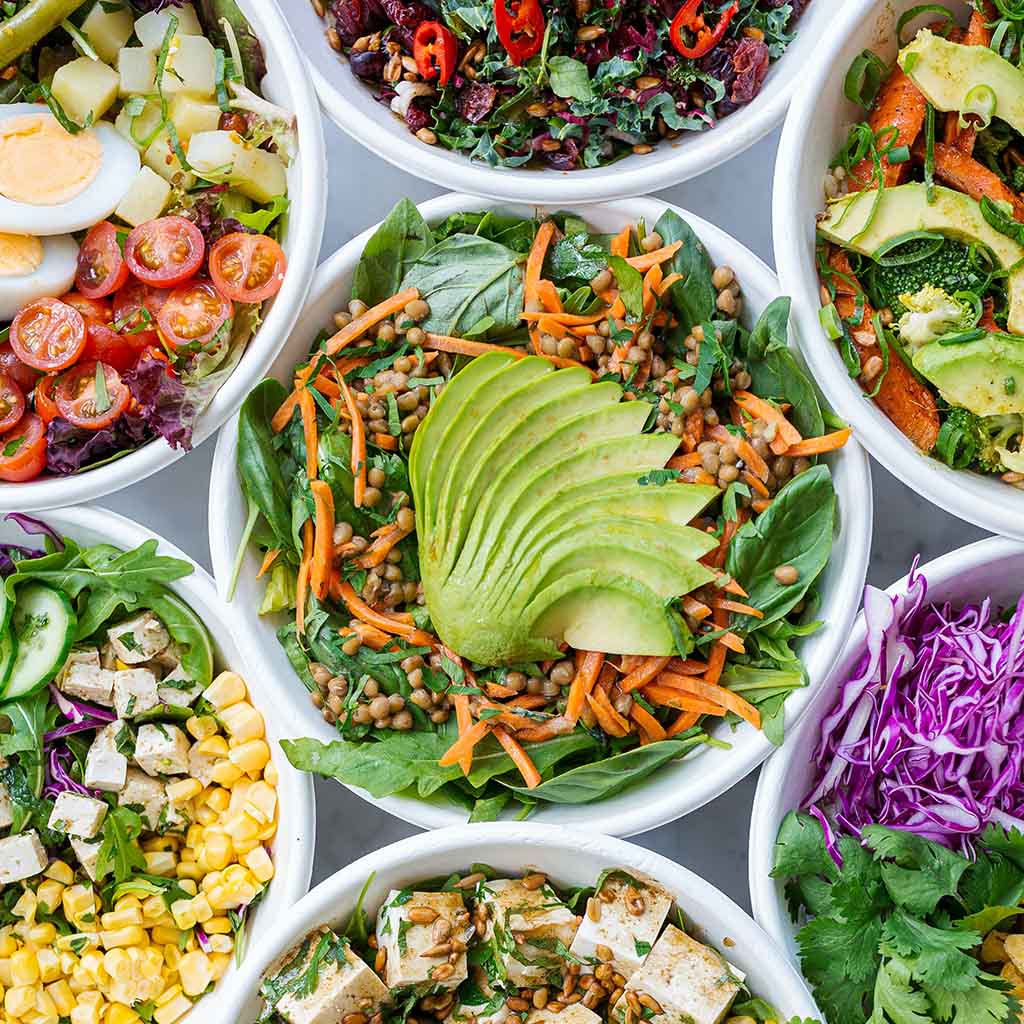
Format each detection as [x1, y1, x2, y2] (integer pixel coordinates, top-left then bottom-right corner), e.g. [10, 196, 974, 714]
[654, 209, 717, 335]
[548, 56, 592, 101]
[351, 198, 434, 308]
[726, 465, 837, 630]
[465, 730, 599, 789]
[400, 234, 526, 338]
[547, 232, 607, 283]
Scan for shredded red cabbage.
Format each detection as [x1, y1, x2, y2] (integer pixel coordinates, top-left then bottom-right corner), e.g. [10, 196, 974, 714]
[0, 513, 62, 575]
[43, 745, 96, 800]
[807, 563, 1024, 854]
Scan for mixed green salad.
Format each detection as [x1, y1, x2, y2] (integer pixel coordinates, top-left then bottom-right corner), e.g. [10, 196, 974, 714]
[259, 862, 816, 1024]
[315, 0, 808, 169]
[233, 197, 850, 820]
[817, 1, 1024, 488]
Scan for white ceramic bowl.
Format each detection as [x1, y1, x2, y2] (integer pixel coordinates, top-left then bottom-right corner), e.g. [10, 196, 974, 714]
[773, 0, 1024, 541]
[747, 536, 1024, 962]
[208, 192, 873, 835]
[223, 822, 822, 1022]
[0, 1, 327, 513]
[293, 1, 831, 203]
[2, 505, 317, 1024]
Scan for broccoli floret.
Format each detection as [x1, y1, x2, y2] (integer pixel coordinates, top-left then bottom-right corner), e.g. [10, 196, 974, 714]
[865, 239, 987, 317]
[935, 408, 1024, 472]
[896, 285, 976, 348]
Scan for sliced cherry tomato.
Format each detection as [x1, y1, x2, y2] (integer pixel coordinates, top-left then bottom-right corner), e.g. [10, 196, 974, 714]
[157, 280, 232, 350]
[493, 0, 545, 65]
[0, 372, 25, 433]
[82, 320, 149, 372]
[54, 362, 130, 431]
[414, 21, 458, 85]
[209, 232, 287, 304]
[76, 222, 130, 299]
[124, 216, 205, 288]
[669, 0, 739, 59]
[0, 413, 46, 482]
[112, 279, 170, 332]
[61, 292, 112, 324]
[0, 343, 39, 393]
[10, 298, 86, 371]
[34, 375, 59, 425]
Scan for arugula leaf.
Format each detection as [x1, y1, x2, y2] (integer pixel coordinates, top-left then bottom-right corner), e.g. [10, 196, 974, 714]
[352, 198, 434, 308]
[96, 804, 146, 884]
[0, 690, 49, 799]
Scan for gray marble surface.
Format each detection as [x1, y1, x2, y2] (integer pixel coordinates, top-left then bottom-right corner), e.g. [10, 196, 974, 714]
[103, 119, 988, 911]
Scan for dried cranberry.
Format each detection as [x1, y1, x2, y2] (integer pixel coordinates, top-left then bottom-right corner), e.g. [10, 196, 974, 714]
[350, 49, 388, 80]
[540, 137, 579, 170]
[457, 82, 497, 124]
[730, 37, 770, 105]
[330, 0, 372, 45]
[379, 0, 433, 27]
[405, 98, 431, 134]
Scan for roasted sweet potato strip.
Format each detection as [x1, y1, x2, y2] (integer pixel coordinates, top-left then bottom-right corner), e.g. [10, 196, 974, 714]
[924, 141, 1024, 221]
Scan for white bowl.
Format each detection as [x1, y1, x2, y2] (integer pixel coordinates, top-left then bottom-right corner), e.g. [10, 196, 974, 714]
[223, 822, 822, 1022]
[292, 1, 831, 203]
[208, 192, 873, 835]
[773, 0, 1024, 541]
[2, 505, 317, 1024]
[747, 536, 1024, 963]
[0, 0, 327, 513]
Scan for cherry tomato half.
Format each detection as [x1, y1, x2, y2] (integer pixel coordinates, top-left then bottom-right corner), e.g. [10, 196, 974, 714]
[10, 298, 86, 371]
[82, 320, 149, 373]
[0, 372, 25, 434]
[209, 233, 287, 304]
[0, 413, 46, 482]
[33, 375, 59, 425]
[76, 222, 130, 299]
[157, 280, 232, 350]
[125, 216, 205, 289]
[0, 343, 39, 393]
[54, 362, 130, 431]
[113, 279, 168, 330]
[61, 292, 112, 324]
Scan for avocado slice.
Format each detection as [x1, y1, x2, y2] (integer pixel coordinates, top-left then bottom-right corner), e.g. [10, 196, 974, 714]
[818, 183, 1024, 334]
[914, 335, 1024, 415]
[900, 29, 1024, 136]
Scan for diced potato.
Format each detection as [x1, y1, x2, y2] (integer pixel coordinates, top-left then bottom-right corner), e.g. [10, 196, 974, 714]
[118, 46, 155, 96]
[161, 35, 217, 98]
[169, 95, 222, 143]
[51, 57, 119, 126]
[115, 166, 172, 226]
[144, 131, 196, 189]
[134, 3, 202, 49]
[187, 130, 287, 204]
[80, 2, 135, 64]
[114, 98, 163, 151]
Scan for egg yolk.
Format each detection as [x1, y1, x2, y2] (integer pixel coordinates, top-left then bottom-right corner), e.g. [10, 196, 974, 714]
[0, 233, 43, 277]
[0, 114, 102, 206]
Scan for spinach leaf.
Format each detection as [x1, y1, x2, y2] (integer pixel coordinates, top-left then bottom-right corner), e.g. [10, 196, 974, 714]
[502, 737, 705, 803]
[431, 211, 536, 253]
[195, 0, 266, 90]
[469, 794, 511, 822]
[465, 730, 599, 788]
[608, 256, 644, 321]
[401, 234, 526, 338]
[0, 690, 48, 800]
[547, 233, 607, 283]
[318, 430, 376, 535]
[743, 297, 825, 438]
[351, 198, 434, 308]
[654, 209, 716, 335]
[726, 465, 836, 630]
[277, 623, 317, 692]
[548, 57, 593, 101]
[145, 591, 214, 688]
[0, 763, 56, 839]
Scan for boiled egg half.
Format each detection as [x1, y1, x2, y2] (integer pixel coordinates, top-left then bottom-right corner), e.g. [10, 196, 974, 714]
[0, 233, 78, 321]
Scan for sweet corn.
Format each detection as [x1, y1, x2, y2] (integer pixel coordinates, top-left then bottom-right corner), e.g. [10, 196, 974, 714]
[244, 846, 274, 884]
[5, 985, 35, 1017]
[177, 950, 213, 997]
[186, 714, 218, 740]
[175, 861, 204, 882]
[166, 777, 202, 803]
[151, 926, 185, 947]
[11, 949, 39, 985]
[208, 934, 233, 954]
[47, 978, 75, 1015]
[202, 833, 233, 872]
[209, 761, 243, 787]
[230, 738, 271, 775]
[144, 851, 178, 876]
[36, 880, 66, 913]
[44, 861, 75, 886]
[223, 812, 259, 844]
[204, 787, 230, 813]
[11, 890, 35, 921]
[154, 993, 192, 1024]
[264, 760, 279, 786]
[100, 926, 146, 949]
[37, 947, 61, 983]
[244, 780, 277, 823]
[169, 900, 196, 931]
[29, 921, 58, 946]
[219, 701, 264, 741]
[0, 934, 16, 958]
[105, 1004, 141, 1024]
[196, 735, 229, 758]
[204, 671, 247, 708]
[208, 952, 232, 981]
[203, 916, 231, 935]
[190, 894, 213, 924]
[101, 908, 143, 930]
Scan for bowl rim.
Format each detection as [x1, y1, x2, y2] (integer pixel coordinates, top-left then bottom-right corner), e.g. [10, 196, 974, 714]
[772, 0, 1024, 542]
[208, 190, 874, 837]
[222, 821, 823, 1022]
[747, 534, 1024, 956]
[11, 504, 318, 1023]
[0, 0, 328, 513]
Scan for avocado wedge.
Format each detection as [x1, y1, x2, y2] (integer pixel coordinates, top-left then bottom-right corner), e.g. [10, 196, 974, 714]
[914, 334, 1024, 415]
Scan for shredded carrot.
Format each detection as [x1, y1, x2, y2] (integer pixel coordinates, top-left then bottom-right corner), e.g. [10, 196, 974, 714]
[586, 688, 630, 736]
[566, 651, 605, 725]
[526, 221, 556, 300]
[373, 432, 398, 451]
[784, 428, 852, 457]
[642, 264, 663, 315]
[309, 481, 335, 600]
[537, 317, 568, 339]
[311, 374, 341, 398]
[619, 656, 671, 693]
[341, 622, 393, 650]
[452, 693, 474, 775]
[610, 225, 631, 258]
[296, 519, 314, 634]
[733, 391, 802, 455]
[742, 471, 770, 498]
[668, 657, 708, 675]
[325, 288, 420, 356]
[667, 452, 704, 470]
[507, 695, 552, 710]
[643, 684, 725, 716]
[337, 582, 435, 646]
[618, 655, 646, 674]
[356, 523, 413, 569]
[719, 599, 764, 619]
[493, 727, 542, 788]
[423, 334, 592, 374]
[682, 596, 712, 621]
[752, 498, 773, 514]
[536, 279, 563, 313]
[520, 310, 607, 326]
[656, 671, 760, 728]
[296, 388, 319, 480]
[515, 716, 575, 743]
[683, 409, 704, 452]
[710, 425, 769, 481]
[271, 389, 303, 433]
[439, 718, 492, 768]
[719, 631, 745, 654]
[711, 569, 748, 598]
[703, 601, 730, 684]
[256, 549, 280, 578]
[681, 468, 718, 487]
[336, 376, 366, 506]
[625, 240, 682, 272]
[656, 272, 683, 295]
[667, 710, 701, 736]
[483, 681, 520, 699]
[630, 703, 667, 742]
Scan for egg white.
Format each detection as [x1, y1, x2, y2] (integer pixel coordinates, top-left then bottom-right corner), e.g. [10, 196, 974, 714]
[0, 234, 78, 322]
[0, 104, 141, 236]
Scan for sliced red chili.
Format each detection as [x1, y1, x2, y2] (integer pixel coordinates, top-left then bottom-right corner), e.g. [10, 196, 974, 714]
[414, 21, 458, 86]
[669, 0, 739, 59]
[493, 0, 545, 66]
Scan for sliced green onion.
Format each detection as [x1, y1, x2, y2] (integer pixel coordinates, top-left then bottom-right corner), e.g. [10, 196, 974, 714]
[938, 328, 987, 345]
[896, 4, 955, 45]
[953, 289, 984, 327]
[62, 18, 98, 61]
[959, 83, 997, 131]
[872, 230, 945, 266]
[924, 103, 936, 204]
[94, 364, 110, 413]
[844, 49, 889, 108]
[819, 303, 844, 341]
[887, 144, 911, 165]
[935, 415, 976, 468]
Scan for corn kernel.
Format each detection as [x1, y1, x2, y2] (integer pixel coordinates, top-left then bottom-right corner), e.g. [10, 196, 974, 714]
[223, 812, 259, 844]
[177, 950, 213, 997]
[142, 896, 167, 924]
[151, 926, 185, 947]
[12, 889, 36, 921]
[36, 880, 66, 914]
[44, 861, 74, 886]
[196, 735, 229, 758]
[5, 984, 35, 1016]
[28, 921, 58, 947]
[0, 932, 15, 958]
[194, 803, 221, 825]
[80, 949, 106, 978]
[190, 894, 213, 924]
[211, 761, 244, 788]
[230, 739, 271, 775]
[204, 885, 231, 911]
[179, 879, 198, 897]
[105, 1004, 142, 1024]
[204, 671, 247, 709]
[145, 851, 178, 877]
[154, 993, 192, 1024]
[114, 896, 141, 914]
[175, 862, 203, 882]
[0, 958, 11, 988]
[208, 952, 231, 981]
[37, 947, 61, 983]
[63, 885, 97, 924]
[101, 908, 143, 930]
[169, 900, 196, 931]
[202, 834, 233, 872]
[244, 780, 277, 824]
[11, 949, 39, 985]
[204, 787, 230, 813]
[232, 838, 261, 855]
[220, 701, 264, 741]
[244, 846, 274, 884]
[208, 934, 233, 954]
[256, 820, 278, 843]
[186, 715, 218, 740]
[59, 950, 81, 973]
[47, 979, 75, 1015]
[71, 990, 104, 1024]
[200, 871, 221, 892]
[100, 926, 146, 949]
[143, 836, 179, 853]
[263, 760, 279, 787]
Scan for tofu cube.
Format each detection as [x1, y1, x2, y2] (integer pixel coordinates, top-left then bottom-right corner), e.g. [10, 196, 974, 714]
[160, 34, 217, 98]
[61, 647, 100, 675]
[107, 613, 170, 664]
[118, 46, 156, 96]
[51, 56, 120, 126]
[119, 768, 167, 829]
[80, 2, 135, 64]
[71, 837, 101, 882]
[479, 879, 580, 986]
[528, 1007, 603, 1024]
[0, 831, 47, 883]
[85, 722, 129, 793]
[134, 3, 202, 49]
[60, 661, 116, 706]
[377, 891, 469, 991]
[611, 926, 740, 1024]
[569, 871, 673, 979]
[187, 741, 217, 788]
[115, 166, 171, 226]
[269, 926, 389, 1024]
[157, 662, 203, 707]
[134, 724, 189, 776]
[48, 792, 108, 839]
[114, 668, 159, 719]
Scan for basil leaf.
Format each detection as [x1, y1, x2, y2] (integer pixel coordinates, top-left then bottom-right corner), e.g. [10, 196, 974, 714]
[608, 256, 644, 321]
[352, 198, 435, 308]
[653, 209, 716, 335]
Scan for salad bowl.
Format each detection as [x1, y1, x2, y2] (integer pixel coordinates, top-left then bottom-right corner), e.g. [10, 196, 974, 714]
[208, 192, 873, 836]
[0, 0, 326, 512]
[223, 822, 822, 1023]
[773, 0, 1024, 540]
[292, 0, 832, 203]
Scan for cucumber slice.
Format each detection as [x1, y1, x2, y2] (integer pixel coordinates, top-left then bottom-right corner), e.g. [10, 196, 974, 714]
[0, 629, 16, 697]
[5, 583, 77, 699]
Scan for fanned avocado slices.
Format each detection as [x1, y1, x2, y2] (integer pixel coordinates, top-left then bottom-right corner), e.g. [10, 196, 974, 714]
[411, 359, 720, 663]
